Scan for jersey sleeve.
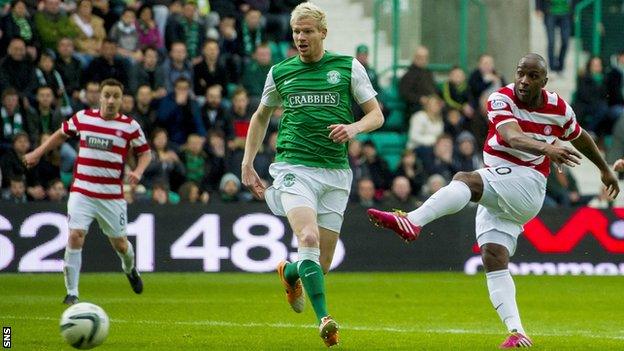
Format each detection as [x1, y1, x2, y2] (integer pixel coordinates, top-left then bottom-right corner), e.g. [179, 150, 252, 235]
[62, 114, 79, 137]
[260, 67, 282, 107]
[560, 102, 582, 141]
[129, 121, 150, 154]
[350, 58, 377, 104]
[487, 92, 517, 128]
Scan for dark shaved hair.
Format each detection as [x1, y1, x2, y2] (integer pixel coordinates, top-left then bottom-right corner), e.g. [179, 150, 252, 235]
[518, 53, 548, 74]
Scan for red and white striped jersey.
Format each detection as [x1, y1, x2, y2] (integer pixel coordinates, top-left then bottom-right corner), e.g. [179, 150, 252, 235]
[484, 84, 581, 177]
[62, 109, 150, 199]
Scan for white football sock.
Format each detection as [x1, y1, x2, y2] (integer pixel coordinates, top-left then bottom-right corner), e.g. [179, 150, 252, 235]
[486, 269, 525, 334]
[407, 180, 472, 226]
[116, 241, 135, 274]
[297, 247, 321, 267]
[64, 247, 82, 296]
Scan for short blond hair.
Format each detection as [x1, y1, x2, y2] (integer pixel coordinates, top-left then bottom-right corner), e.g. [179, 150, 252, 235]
[290, 2, 327, 31]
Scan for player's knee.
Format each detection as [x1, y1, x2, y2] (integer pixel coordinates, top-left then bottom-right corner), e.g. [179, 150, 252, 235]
[481, 244, 509, 271]
[299, 226, 320, 247]
[67, 230, 85, 249]
[112, 239, 128, 253]
[453, 171, 475, 185]
[452, 171, 467, 181]
[453, 171, 482, 201]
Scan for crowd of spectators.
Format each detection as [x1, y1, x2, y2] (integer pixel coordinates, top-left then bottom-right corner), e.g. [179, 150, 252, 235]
[1, 0, 623, 210]
[0, 0, 303, 204]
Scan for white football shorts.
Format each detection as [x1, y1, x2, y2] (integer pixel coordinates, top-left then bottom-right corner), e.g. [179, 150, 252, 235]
[67, 192, 127, 238]
[475, 165, 546, 255]
[265, 162, 353, 233]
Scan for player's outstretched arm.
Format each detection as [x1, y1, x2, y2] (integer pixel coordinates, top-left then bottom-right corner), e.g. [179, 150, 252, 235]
[328, 98, 384, 143]
[571, 130, 620, 198]
[241, 103, 275, 199]
[497, 121, 581, 167]
[23, 129, 69, 168]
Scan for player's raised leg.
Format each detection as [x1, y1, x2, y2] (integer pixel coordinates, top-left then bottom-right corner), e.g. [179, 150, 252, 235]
[276, 260, 305, 313]
[110, 236, 143, 294]
[63, 229, 85, 305]
[367, 171, 481, 241]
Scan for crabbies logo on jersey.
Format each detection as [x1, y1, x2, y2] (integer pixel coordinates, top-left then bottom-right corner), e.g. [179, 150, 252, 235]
[86, 136, 114, 151]
[326, 70, 341, 84]
[283, 173, 295, 187]
[544, 125, 552, 135]
[287, 92, 340, 107]
[491, 100, 508, 110]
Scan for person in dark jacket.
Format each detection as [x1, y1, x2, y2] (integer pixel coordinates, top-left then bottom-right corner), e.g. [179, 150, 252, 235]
[574, 56, 610, 136]
[193, 39, 228, 97]
[399, 46, 436, 115]
[132, 46, 166, 97]
[605, 50, 624, 121]
[0, 0, 39, 56]
[467, 54, 505, 110]
[156, 77, 205, 146]
[201, 84, 233, 140]
[82, 39, 130, 87]
[55, 38, 83, 101]
[26, 85, 63, 145]
[237, 7, 265, 59]
[0, 88, 32, 152]
[164, 0, 205, 60]
[0, 37, 38, 100]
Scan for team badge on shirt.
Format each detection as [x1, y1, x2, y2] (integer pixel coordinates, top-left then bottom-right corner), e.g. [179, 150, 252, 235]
[283, 173, 296, 187]
[491, 100, 508, 110]
[544, 125, 552, 135]
[326, 70, 341, 84]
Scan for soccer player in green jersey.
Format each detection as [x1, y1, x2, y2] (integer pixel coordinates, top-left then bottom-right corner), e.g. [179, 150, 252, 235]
[241, 2, 384, 347]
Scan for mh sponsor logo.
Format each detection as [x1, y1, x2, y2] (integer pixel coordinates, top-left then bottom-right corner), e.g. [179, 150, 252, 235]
[86, 136, 114, 151]
[287, 92, 339, 108]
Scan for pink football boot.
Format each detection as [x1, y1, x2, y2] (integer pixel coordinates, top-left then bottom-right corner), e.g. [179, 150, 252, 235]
[500, 331, 533, 348]
[367, 208, 421, 242]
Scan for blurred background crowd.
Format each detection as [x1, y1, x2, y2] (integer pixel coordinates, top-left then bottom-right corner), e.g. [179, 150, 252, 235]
[0, 0, 622, 212]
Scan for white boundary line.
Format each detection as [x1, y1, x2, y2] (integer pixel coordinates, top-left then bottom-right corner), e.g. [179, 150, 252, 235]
[4, 315, 624, 340]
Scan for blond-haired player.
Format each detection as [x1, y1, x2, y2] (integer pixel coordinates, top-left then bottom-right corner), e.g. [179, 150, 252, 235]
[241, 2, 384, 347]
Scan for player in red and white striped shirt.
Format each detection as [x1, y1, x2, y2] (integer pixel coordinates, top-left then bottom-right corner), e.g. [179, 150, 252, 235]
[24, 79, 152, 305]
[368, 54, 620, 348]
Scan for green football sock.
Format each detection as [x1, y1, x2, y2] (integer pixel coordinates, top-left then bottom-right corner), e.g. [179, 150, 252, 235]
[284, 262, 300, 286]
[298, 259, 328, 324]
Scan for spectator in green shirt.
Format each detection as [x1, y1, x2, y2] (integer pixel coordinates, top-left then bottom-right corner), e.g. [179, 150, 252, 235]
[242, 42, 272, 104]
[34, 0, 78, 50]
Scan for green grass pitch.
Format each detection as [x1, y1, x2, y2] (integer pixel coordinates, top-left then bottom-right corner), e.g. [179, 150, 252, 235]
[1, 272, 623, 350]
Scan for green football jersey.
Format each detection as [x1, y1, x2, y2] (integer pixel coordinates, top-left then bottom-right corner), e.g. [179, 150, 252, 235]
[261, 51, 377, 169]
